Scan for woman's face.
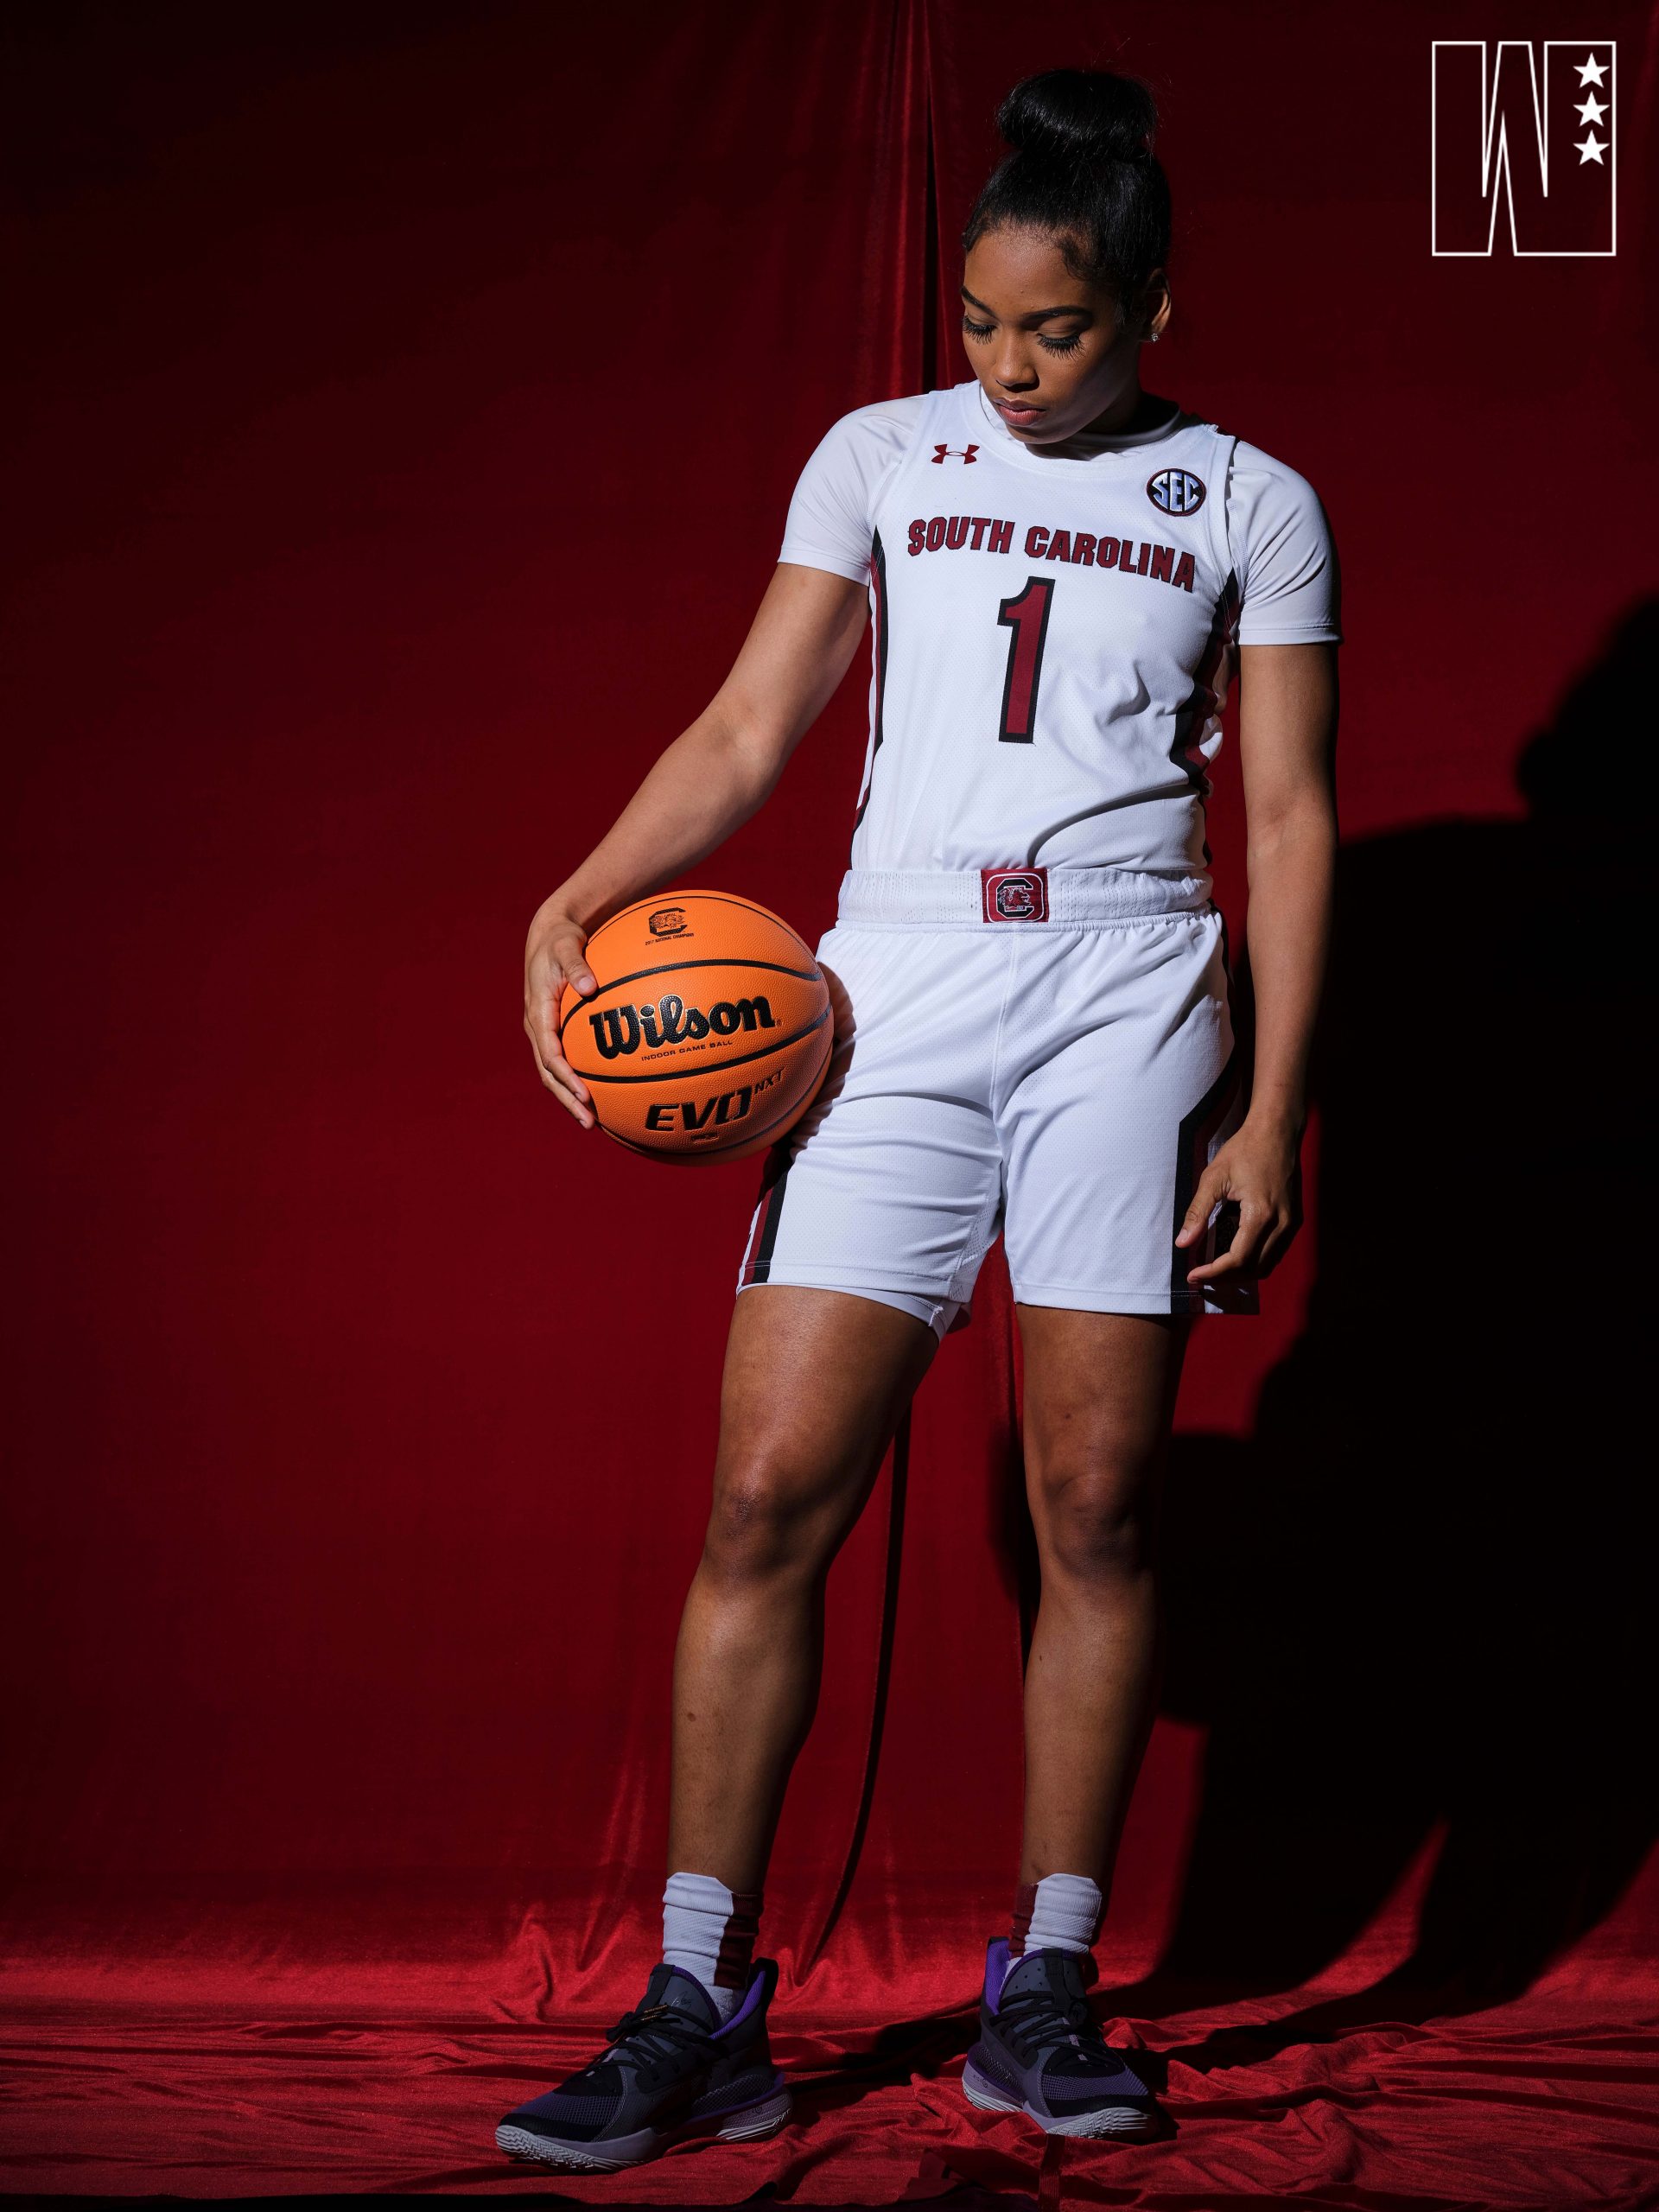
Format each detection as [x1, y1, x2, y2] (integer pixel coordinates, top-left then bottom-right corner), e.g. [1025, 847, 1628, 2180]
[960, 225, 1166, 443]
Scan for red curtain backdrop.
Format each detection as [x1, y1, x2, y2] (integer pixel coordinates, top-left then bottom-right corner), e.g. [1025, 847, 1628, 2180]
[3, 0, 1655, 2201]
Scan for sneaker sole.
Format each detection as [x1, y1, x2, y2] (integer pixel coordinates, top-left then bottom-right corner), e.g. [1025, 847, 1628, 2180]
[961, 2055, 1154, 2139]
[497, 2083, 792, 2170]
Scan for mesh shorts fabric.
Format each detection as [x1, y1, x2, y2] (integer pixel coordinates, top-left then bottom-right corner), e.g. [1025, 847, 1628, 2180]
[734, 868, 1255, 1339]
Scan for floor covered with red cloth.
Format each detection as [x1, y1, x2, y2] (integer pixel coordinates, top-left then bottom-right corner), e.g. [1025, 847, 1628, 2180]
[6, 1853, 1657, 2204]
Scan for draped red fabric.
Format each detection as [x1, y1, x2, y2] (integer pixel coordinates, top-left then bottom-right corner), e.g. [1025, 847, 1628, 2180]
[3, 1, 1656, 2201]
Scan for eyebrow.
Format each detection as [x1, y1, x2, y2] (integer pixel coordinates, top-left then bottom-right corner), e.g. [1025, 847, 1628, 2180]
[960, 284, 1092, 322]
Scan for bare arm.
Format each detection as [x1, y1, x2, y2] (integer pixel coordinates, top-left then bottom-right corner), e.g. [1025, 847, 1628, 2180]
[1177, 641, 1338, 1284]
[525, 562, 869, 1125]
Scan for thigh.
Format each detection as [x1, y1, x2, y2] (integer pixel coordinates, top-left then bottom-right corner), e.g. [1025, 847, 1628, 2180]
[999, 912, 1255, 1319]
[710, 1282, 939, 1558]
[734, 925, 1008, 1338]
[1019, 1307, 1190, 1578]
[1017, 1306, 1189, 1510]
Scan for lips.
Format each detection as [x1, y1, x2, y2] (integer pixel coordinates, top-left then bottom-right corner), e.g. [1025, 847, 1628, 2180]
[995, 399, 1046, 422]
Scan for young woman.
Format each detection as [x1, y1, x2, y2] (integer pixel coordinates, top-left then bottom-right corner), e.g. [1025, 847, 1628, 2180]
[502, 67, 1339, 2168]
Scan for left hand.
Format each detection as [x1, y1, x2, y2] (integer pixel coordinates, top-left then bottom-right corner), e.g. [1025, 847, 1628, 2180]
[1174, 1116, 1303, 1287]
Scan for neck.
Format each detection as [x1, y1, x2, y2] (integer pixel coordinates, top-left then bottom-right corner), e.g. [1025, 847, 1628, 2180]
[1077, 384, 1167, 439]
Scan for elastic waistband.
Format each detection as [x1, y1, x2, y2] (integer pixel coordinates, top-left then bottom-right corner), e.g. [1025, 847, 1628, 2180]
[834, 865, 1214, 929]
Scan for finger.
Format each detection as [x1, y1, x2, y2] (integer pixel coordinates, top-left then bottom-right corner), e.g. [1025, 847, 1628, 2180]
[527, 1039, 597, 1128]
[1253, 1210, 1299, 1278]
[1175, 1166, 1228, 1246]
[1185, 1248, 1244, 1285]
[523, 1014, 593, 1118]
[548, 930, 599, 997]
[524, 1002, 591, 1103]
[1185, 1199, 1271, 1285]
[547, 1079, 597, 1130]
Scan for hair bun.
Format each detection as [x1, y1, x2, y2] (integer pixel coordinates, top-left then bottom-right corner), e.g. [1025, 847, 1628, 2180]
[997, 67, 1157, 168]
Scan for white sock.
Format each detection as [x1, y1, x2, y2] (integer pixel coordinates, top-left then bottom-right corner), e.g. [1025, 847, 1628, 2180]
[661, 1870, 760, 2024]
[1014, 1872, 1103, 1957]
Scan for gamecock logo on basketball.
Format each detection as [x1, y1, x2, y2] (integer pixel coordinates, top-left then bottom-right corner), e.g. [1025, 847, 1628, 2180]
[586, 993, 778, 1058]
[647, 906, 688, 937]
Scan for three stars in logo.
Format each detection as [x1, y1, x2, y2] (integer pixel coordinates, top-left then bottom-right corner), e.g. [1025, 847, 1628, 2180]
[1576, 49, 1609, 165]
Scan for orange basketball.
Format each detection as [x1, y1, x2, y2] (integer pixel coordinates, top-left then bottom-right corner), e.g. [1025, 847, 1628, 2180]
[559, 891, 833, 1162]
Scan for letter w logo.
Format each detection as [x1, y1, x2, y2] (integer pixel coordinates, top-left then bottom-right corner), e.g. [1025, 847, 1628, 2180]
[1432, 41, 1616, 257]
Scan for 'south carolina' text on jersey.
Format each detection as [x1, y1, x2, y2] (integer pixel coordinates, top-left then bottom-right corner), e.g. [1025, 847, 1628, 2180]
[906, 514, 1199, 591]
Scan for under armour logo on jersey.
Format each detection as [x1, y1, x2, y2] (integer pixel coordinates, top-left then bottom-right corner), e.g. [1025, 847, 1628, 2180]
[1147, 467, 1206, 515]
[931, 442, 980, 464]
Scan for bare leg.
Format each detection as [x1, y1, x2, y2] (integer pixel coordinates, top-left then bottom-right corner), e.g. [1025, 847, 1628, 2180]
[1014, 1306, 1190, 1891]
[668, 1284, 938, 1892]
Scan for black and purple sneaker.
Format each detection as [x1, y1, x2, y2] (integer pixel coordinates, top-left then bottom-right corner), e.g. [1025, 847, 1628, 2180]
[496, 1957, 791, 2171]
[961, 1938, 1158, 2139]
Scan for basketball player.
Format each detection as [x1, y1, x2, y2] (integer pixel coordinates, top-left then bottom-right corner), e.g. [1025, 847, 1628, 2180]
[504, 67, 1339, 2165]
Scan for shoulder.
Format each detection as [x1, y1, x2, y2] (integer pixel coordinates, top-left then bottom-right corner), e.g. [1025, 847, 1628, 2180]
[787, 391, 930, 500]
[804, 391, 929, 467]
[1210, 429, 1341, 641]
[843, 391, 931, 435]
[1221, 434, 1336, 537]
[779, 394, 930, 580]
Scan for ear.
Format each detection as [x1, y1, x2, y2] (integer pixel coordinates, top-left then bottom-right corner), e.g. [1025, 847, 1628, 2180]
[1140, 267, 1173, 344]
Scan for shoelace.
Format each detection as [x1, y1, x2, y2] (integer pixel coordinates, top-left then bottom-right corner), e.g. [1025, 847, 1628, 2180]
[575, 1999, 714, 2079]
[996, 1980, 1112, 2067]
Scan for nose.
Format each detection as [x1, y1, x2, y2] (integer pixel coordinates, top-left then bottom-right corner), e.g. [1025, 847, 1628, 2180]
[994, 347, 1038, 395]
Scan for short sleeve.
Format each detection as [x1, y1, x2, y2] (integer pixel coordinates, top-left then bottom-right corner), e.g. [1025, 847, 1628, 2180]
[1229, 441, 1343, 645]
[778, 396, 925, 584]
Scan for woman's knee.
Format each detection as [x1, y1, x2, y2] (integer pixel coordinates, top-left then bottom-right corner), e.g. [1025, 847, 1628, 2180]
[1032, 1453, 1161, 1585]
[701, 1454, 842, 1585]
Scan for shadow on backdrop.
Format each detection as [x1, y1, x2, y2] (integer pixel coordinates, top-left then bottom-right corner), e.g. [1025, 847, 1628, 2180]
[765, 604, 1656, 2116]
[1125, 596, 1657, 2062]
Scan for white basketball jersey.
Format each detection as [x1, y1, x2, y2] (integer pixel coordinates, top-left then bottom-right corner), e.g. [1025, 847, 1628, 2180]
[778, 378, 1341, 884]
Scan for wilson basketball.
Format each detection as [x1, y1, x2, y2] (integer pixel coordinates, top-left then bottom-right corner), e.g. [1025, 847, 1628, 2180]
[559, 892, 833, 1162]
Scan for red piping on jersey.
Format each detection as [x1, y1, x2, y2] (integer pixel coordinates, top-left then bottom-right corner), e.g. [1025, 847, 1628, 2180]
[853, 527, 891, 830]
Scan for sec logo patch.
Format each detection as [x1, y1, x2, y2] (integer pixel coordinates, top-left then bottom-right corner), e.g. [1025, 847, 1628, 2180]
[1147, 467, 1206, 516]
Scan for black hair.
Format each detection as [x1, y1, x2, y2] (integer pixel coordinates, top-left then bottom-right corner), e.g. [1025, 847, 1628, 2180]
[961, 68, 1172, 329]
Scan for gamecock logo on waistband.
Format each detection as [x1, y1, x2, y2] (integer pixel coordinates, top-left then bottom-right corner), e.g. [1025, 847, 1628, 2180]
[981, 867, 1050, 922]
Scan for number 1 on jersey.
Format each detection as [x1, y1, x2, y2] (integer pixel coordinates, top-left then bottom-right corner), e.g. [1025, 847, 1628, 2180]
[995, 576, 1055, 744]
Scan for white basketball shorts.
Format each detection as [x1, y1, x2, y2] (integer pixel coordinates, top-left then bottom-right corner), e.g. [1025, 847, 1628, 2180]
[734, 865, 1255, 1338]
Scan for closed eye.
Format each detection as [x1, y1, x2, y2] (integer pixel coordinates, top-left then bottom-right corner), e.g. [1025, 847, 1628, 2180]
[962, 316, 1084, 357]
